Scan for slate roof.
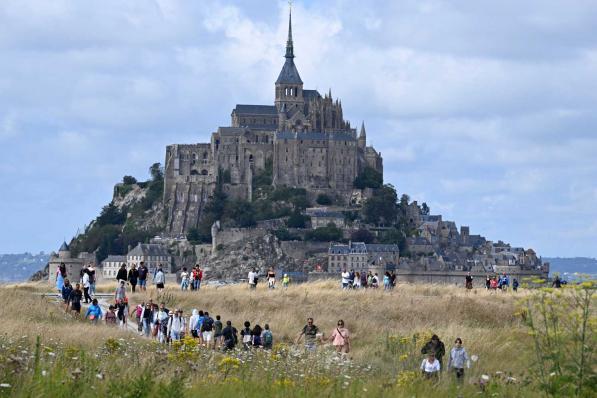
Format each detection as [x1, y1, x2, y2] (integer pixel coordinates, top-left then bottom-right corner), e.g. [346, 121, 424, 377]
[329, 242, 398, 255]
[309, 210, 344, 218]
[276, 58, 303, 84]
[217, 127, 248, 136]
[59, 242, 69, 252]
[101, 255, 126, 264]
[303, 89, 321, 101]
[233, 104, 278, 115]
[366, 244, 399, 253]
[276, 131, 355, 141]
[127, 243, 170, 257]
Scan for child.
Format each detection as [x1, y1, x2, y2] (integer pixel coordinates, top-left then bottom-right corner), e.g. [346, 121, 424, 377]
[241, 321, 252, 349]
[105, 305, 117, 325]
[282, 274, 290, 289]
[262, 324, 273, 350]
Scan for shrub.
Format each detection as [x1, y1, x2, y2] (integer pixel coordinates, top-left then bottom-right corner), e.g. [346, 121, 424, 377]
[122, 175, 137, 185]
[286, 212, 309, 228]
[316, 194, 332, 205]
[353, 166, 382, 189]
[305, 224, 343, 242]
[350, 229, 374, 244]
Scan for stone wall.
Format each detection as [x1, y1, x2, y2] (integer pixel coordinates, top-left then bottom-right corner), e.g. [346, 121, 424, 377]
[280, 241, 329, 262]
[215, 228, 268, 248]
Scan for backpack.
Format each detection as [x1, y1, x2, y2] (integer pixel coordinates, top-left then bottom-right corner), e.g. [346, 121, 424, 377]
[202, 317, 214, 332]
[263, 330, 273, 347]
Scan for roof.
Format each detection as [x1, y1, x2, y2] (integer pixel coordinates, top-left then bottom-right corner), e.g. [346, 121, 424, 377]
[303, 89, 321, 101]
[366, 244, 399, 253]
[276, 58, 303, 85]
[217, 127, 248, 136]
[127, 243, 170, 257]
[58, 241, 69, 252]
[233, 104, 278, 115]
[101, 255, 126, 264]
[276, 131, 355, 141]
[309, 211, 344, 218]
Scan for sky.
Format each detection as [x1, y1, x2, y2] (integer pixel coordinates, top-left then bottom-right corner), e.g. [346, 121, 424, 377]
[0, 0, 596, 258]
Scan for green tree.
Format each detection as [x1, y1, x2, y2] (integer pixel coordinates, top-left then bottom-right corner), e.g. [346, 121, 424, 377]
[122, 175, 137, 185]
[287, 211, 309, 228]
[316, 193, 332, 205]
[305, 223, 343, 242]
[353, 166, 383, 189]
[350, 228, 374, 243]
[96, 203, 126, 226]
[362, 184, 398, 225]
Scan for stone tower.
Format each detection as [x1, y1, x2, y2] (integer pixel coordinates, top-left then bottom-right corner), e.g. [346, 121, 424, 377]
[275, 8, 304, 115]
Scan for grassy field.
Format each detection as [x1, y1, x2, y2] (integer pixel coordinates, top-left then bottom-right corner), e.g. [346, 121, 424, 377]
[0, 280, 593, 397]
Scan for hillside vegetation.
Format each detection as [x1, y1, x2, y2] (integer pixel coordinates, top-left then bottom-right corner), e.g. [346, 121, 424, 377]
[0, 280, 594, 397]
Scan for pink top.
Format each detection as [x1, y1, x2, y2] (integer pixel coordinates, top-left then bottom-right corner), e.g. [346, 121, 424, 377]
[331, 328, 350, 346]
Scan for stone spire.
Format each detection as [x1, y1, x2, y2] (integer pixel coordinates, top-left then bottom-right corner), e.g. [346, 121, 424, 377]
[358, 121, 367, 149]
[275, 3, 304, 112]
[285, 6, 294, 59]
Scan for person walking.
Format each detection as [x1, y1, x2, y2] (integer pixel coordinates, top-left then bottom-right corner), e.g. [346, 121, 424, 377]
[138, 262, 148, 291]
[328, 320, 350, 356]
[267, 268, 276, 289]
[296, 317, 320, 352]
[61, 279, 73, 312]
[154, 266, 165, 291]
[512, 278, 519, 292]
[282, 273, 290, 289]
[341, 269, 350, 289]
[189, 309, 201, 339]
[128, 264, 139, 293]
[56, 263, 66, 293]
[201, 312, 214, 346]
[420, 352, 441, 379]
[196, 267, 203, 290]
[465, 272, 473, 290]
[448, 337, 469, 381]
[353, 272, 361, 289]
[168, 309, 186, 342]
[248, 268, 257, 290]
[421, 334, 446, 371]
[115, 280, 127, 302]
[221, 320, 238, 350]
[82, 270, 92, 303]
[68, 283, 83, 318]
[390, 271, 397, 289]
[87, 264, 97, 297]
[383, 272, 391, 290]
[214, 315, 224, 349]
[241, 321, 252, 349]
[140, 302, 153, 337]
[485, 275, 491, 290]
[85, 299, 103, 324]
[180, 267, 190, 291]
[116, 263, 128, 285]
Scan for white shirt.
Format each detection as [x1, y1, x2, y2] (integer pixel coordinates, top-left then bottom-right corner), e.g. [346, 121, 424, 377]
[248, 271, 256, 284]
[181, 271, 189, 281]
[420, 358, 440, 373]
[341, 272, 350, 284]
[82, 272, 90, 288]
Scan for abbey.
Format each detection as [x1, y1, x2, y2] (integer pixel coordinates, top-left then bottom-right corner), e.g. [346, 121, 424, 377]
[164, 10, 383, 234]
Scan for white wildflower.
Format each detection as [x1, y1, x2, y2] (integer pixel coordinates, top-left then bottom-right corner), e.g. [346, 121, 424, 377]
[0, 384, 11, 388]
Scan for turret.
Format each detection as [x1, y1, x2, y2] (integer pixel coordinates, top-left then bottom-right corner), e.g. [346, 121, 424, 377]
[58, 241, 71, 259]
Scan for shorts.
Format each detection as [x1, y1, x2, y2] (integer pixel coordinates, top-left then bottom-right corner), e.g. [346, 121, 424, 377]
[156, 283, 164, 289]
[139, 279, 147, 287]
[202, 331, 213, 342]
[72, 303, 81, 312]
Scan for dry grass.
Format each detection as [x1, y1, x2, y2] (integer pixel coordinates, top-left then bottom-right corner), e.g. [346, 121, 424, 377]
[4, 280, 532, 375]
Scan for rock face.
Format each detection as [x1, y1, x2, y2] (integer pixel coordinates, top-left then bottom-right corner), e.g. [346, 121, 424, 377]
[203, 234, 324, 280]
[29, 263, 49, 282]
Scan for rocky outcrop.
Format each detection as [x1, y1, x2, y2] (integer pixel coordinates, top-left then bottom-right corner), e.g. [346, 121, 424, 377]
[29, 263, 49, 282]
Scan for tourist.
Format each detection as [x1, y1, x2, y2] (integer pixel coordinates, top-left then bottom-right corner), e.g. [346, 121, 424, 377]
[383, 272, 391, 290]
[485, 275, 491, 290]
[282, 273, 290, 288]
[552, 275, 562, 288]
[116, 263, 128, 284]
[221, 320, 238, 350]
[448, 337, 469, 381]
[154, 266, 165, 291]
[498, 273, 509, 291]
[61, 278, 73, 311]
[189, 309, 200, 339]
[372, 273, 380, 288]
[367, 271, 374, 287]
[156, 303, 170, 343]
[168, 309, 186, 342]
[138, 262, 148, 291]
[82, 269, 92, 303]
[248, 268, 257, 290]
[421, 334, 446, 370]
[512, 278, 519, 292]
[465, 272, 473, 290]
[201, 311, 214, 346]
[262, 324, 273, 350]
[151, 303, 161, 339]
[296, 317, 320, 352]
[214, 315, 224, 349]
[180, 267, 190, 291]
[139, 302, 153, 337]
[191, 266, 199, 290]
[267, 267, 276, 289]
[361, 272, 368, 288]
[115, 280, 127, 302]
[128, 264, 139, 293]
[390, 271, 397, 289]
[196, 266, 203, 290]
[116, 297, 128, 328]
[251, 324, 263, 348]
[87, 264, 97, 296]
[490, 276, 498, 290]
[105, 305, 117, 326]
[349, 269, 356, 288]
[328, 319, 350, 356]
[341, 269, 350, 289]
[420, 352, 441, 378]
[68, 283, 83, 317]
[353, 272, 361, 289]
[241, 321, 252, 349]
[85, 298, 103, 324]
[132, 302, 144, 334]
[56, 263, 66, 293]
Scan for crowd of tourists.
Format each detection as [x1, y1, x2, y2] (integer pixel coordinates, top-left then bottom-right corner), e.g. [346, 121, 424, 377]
[337, 269, 397, 290]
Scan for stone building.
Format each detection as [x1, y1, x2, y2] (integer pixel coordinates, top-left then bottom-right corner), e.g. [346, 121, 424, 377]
[127, 243, 172, 274]
[47, 242, 93, 284]
[163, 9, 383, 235]
[100, 255, 127, 279]
[328, 242, 399, 273]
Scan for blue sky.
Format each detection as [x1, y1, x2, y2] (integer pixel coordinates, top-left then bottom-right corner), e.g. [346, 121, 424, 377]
[1, 0, 596, 258]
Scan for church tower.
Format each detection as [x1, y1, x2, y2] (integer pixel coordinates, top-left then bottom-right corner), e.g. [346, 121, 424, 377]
[275, 8, 304, 114]
[358, 121, 367, 149]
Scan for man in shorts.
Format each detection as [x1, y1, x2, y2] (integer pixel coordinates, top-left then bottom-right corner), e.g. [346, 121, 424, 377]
[296, 317, 320, 352]
[201, 312, 214, 347]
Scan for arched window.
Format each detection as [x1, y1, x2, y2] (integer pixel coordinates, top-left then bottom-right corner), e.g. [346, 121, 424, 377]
[201, 169, 208, 175]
